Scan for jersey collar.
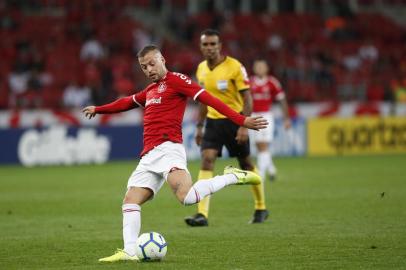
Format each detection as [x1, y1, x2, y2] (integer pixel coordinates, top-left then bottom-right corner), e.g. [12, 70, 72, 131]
[206, 56, 227, 71]
[154, 72, 168, 83]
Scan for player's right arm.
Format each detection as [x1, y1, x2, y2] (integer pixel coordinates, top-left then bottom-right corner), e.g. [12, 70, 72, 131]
[83, 91, 146, 119]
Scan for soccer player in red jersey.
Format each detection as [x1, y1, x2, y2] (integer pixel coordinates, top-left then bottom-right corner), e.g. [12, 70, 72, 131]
[82, 45, 268, 262]
[249, 59, 291, 181]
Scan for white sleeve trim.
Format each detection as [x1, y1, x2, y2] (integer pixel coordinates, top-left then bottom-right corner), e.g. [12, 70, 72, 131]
[132, 94, 144, 107]
[193, 89, 205, 101]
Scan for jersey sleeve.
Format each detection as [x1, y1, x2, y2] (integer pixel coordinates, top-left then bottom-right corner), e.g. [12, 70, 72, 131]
[132, 89, 147, 107]
[234, 63, 250, 91]
[269, 76, 285, 101]
[196, 91, 246, 126]
[172, 73, 205, 101]
[94, 95, 139, 114]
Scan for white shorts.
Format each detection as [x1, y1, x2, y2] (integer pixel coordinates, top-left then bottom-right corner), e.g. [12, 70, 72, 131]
[249, 111, 274, 143]
[127, 141, 189, 196]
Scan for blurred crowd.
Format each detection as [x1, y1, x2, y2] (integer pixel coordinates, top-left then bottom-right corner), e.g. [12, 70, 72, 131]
[175, 12, 406, 104]
[0, 0, 405, 110]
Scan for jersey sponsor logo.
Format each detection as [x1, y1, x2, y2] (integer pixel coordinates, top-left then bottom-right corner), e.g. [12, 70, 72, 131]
[173, 72, 192, 85]
[158, 82, 166, 93]
[145, 97, 162, 106]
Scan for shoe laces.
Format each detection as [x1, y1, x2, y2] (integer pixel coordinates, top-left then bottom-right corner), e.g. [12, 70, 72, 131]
[115, 248, 124, 254]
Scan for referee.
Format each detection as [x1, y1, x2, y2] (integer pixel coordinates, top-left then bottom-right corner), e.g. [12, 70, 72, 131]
[185, 29, 269, 226]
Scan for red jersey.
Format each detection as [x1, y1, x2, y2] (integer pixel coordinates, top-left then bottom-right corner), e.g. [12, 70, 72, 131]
[132, 72, 203, 156]
[95, 71, 245, 157]
[250, 75, 285, 113]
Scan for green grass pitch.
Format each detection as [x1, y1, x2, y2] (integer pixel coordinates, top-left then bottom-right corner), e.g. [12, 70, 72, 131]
[1, 155, 405, 270]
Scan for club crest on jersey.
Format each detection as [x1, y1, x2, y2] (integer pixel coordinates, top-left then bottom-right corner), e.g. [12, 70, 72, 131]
[158, 82, 166, 93]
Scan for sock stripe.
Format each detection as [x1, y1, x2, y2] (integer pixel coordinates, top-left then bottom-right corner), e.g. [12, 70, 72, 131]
[193, 187, 201, 203]
[123, 209, 141, 213]
[169, 167, 184, 173]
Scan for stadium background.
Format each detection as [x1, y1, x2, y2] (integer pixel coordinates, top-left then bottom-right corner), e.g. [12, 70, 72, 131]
[0, 1, 405, 269]
[0, 0, 405, 165]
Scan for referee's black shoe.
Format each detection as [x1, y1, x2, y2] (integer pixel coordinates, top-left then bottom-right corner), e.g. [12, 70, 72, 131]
[184, 213, 208, 227]
[250, 209, 269, 224]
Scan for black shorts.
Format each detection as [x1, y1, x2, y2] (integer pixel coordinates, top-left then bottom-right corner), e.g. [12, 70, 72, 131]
[201, 118, 250, 158]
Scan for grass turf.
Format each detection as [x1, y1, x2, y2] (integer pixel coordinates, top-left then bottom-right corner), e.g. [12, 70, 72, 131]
[0, 155, 405, 270]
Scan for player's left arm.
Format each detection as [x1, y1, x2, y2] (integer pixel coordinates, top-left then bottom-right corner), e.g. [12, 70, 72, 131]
[196, 90, 267, 130]
[174, 73, 267, 130]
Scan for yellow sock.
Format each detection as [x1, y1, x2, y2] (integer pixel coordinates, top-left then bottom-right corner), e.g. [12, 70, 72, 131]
[197, 170, 213, 218]
[250, 167, 266, 210]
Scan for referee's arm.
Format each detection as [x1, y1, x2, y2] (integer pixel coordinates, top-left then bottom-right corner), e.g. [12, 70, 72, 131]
[195, 102, 207, 146]
[196, 103, 208, 127]
[240, 89, 253, 117]
[236, 89, 252, 144]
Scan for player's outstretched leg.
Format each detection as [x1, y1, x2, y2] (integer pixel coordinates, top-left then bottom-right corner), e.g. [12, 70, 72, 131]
[183, 166, 261, 226]
[182, 166, 260, 206]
